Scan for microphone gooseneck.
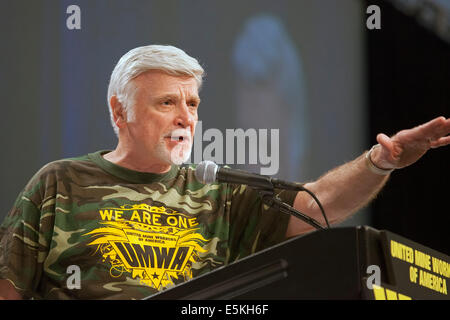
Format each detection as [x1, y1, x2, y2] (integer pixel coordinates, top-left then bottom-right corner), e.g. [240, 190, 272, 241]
[194, 161, 330, 229]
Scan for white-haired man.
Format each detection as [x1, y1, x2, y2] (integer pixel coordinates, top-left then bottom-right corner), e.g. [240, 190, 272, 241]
[0, 45, 449, 299]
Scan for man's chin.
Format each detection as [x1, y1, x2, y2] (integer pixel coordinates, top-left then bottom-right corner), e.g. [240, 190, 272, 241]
[170, 151, 192, 165]
[167, 145, 192, 165]
[154, 141, 192, 166]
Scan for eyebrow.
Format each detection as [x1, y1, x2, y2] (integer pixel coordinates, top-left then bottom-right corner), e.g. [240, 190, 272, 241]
[154, 93, 201, 104]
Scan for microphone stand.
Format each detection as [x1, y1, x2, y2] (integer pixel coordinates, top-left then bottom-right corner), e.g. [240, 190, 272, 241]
[256, 189, 328, 231]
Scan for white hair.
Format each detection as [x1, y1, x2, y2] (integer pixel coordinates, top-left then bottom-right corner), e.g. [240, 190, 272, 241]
[107, 45, 205, 136]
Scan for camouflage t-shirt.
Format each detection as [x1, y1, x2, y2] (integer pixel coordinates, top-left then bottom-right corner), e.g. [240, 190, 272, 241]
[0, 150, 297, 299]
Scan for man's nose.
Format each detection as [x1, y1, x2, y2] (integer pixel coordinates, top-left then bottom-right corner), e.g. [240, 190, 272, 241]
[175, 102, 196, 128]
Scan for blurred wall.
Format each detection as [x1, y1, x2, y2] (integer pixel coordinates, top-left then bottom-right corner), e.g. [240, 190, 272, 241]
[367, 0, 450, 255]
[0, 0, 368, 227]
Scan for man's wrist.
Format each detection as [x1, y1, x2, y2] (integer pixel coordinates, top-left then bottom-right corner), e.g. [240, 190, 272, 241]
[365, 144, 395, 176]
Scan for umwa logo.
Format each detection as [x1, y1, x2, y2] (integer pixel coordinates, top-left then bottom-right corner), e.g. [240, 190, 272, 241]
[84, 204, 209, 291]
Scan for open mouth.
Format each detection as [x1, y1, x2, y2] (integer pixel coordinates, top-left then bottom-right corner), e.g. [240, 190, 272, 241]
[165, 134, 190, 143]
[164, 128, 192, 144]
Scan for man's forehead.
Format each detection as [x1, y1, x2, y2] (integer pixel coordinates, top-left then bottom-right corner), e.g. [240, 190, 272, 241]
[134, 70, 199, 95]
[136, 70, 196, 84]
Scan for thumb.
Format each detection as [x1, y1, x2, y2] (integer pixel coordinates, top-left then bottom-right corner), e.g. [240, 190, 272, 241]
[376, 133, 403, 164]
[376, 133, 393, 151]
[374, 133, 401, 166]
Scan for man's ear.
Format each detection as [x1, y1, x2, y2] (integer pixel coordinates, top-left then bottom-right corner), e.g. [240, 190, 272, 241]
[110, 95, 127, 129]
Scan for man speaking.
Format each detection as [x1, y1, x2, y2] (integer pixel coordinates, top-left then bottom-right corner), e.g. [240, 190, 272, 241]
[0, 45, 449, 299]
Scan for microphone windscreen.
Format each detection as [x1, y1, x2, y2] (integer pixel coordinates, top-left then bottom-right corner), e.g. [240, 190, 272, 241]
[194, 160, 218, 184]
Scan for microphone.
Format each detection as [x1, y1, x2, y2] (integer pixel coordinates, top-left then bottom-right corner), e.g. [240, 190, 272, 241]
[194, 160, 330, 229]
[194, 160, 305, 191]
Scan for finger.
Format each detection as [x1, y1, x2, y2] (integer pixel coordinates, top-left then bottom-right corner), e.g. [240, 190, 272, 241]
[417, 116, 449, 140]
[442, 118, 450, 136]
[430, 135, 450, 149]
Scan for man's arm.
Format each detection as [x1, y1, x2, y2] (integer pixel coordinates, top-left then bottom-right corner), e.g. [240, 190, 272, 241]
[287, 116, 450, 237]
[0, 279, 22, 300]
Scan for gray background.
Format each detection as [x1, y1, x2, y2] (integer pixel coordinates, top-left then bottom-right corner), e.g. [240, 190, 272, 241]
[1, 0, 369, 226]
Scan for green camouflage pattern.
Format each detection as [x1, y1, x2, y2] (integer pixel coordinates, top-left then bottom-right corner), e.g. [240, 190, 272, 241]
[0, 150, 296, 299]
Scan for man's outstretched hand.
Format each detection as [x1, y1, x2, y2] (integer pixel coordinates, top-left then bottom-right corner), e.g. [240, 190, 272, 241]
[289, 116, 449, 236]
[371, 116, 450, 170]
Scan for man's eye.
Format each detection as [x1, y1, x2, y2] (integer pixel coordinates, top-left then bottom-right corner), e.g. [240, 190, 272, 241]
[162, 100, 172, 106]
[188, 101, 199, 108]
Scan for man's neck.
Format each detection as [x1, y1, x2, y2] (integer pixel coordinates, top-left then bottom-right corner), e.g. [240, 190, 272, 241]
[103, 148, 172, 174]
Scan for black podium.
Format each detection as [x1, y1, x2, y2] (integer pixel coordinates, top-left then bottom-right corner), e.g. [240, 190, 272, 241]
[147, 226, 449, 300]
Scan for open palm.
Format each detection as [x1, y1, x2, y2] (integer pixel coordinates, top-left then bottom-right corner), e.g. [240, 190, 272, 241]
[374, 117, 450, 169]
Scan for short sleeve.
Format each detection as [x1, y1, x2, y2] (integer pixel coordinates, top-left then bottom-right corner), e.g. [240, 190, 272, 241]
[0, 165, 55, 299]
[227, 184, 298, 262]
[0, 191, 43, 298]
